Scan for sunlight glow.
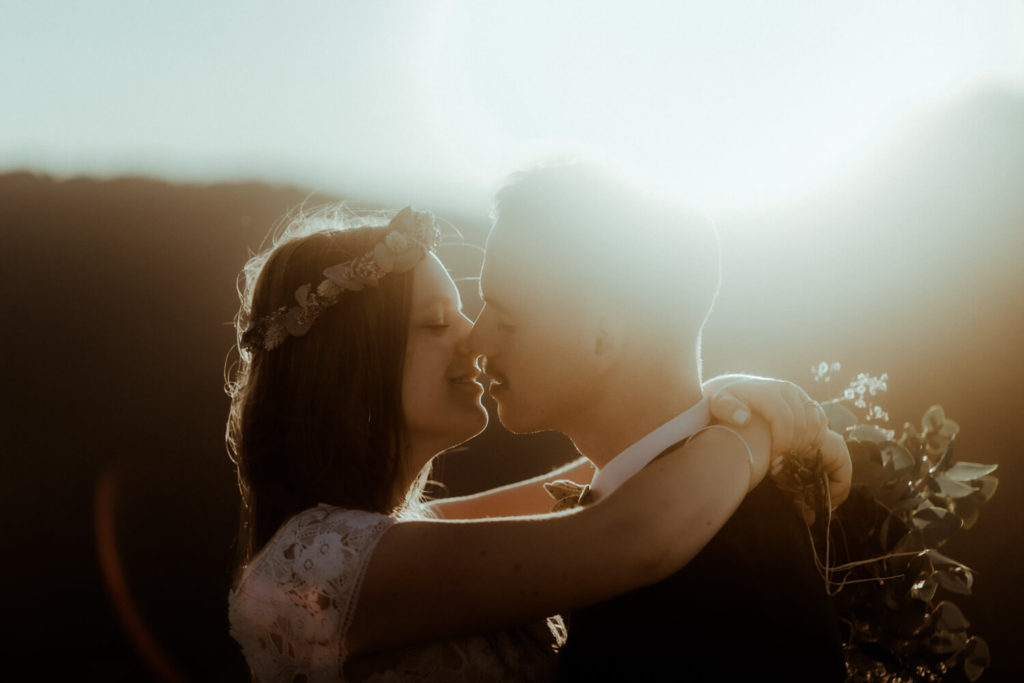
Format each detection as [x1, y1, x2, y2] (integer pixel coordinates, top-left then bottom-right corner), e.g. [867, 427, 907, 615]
[1, 0, 1022, 211]
[434, 0, 1024, 209]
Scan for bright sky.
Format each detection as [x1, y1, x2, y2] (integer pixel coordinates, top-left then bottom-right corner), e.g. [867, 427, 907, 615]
[3, 0, 1022, 210]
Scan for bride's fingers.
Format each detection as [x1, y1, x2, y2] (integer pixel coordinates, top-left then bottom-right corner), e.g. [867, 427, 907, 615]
[758, 390, 796, 458]
[806, 401, 828, 449]
[783, 383, 824, 456]
[791, 399, 826, 456]
[707, 390, 752, 426]
[820, 430, 852, 508]
[708, 378, 822, 457]
[778, 383, 807, 457]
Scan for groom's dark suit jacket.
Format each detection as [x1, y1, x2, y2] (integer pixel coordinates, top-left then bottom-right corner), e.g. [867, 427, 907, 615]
[559, 477, 846, 682]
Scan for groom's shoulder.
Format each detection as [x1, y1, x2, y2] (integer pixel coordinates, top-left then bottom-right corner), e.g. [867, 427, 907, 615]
[667, 475, 820, 591]
[559, 478, 846, 681]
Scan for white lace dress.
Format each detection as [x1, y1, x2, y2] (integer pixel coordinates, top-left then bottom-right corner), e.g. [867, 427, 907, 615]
[228, 505, 561, 682]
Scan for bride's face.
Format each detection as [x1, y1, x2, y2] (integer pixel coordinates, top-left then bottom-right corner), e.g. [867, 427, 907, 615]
[401, 254, 488, 465]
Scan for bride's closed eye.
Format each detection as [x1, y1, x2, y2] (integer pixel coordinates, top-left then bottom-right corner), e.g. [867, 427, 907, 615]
[422, 313, 449, 331]
[422, 305, 462, 334]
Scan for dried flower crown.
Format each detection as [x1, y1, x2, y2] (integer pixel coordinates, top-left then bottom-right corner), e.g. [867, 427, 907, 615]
[241, 207, 441, 352]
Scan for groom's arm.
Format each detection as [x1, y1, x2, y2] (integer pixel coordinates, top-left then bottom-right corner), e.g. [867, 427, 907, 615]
[429, 456, 596, 519]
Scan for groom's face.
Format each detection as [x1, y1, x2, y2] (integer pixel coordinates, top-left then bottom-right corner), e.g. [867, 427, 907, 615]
[469, 223, 605, 434]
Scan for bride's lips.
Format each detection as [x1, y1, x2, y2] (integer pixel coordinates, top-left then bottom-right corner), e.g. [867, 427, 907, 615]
[449, 367, 483, 391]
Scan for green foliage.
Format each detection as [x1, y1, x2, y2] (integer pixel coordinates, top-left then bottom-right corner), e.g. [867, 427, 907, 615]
[802, 376, 997, 682]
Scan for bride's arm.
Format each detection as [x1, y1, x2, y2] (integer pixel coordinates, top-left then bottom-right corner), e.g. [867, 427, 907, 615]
[430, 373, 838, 520]
[428, 456, 595, 519]
[348, 416, 772, 656]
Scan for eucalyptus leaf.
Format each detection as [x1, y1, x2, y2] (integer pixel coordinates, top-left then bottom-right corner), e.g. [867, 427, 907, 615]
[935, 568, 973, 595]
[973, 475, 999, 503]
[891, 532, 924, 573]
[925, 549, 968, 569]
[963, 637, 990, 682]
[894, 531, 925, 554]
[876, 480, 912, 509]
[920, 511, 963, 546]
[960, 507, 980, 530]
[936, 474, 977, 499]
[929, 628, 967, 654]
[911, 576, 938, 602]
[938, 417, 960, 439]
[890, 496, 925, 513]
[952, 498, 980, 530]
[822, 400, 858, 431]
[849, 424, 891, 443]
[914, 507, 946, 524]
[923, 405, 947, 432]
[886, 443, 916, 473]
[945, 461, 998, 482]
[928, 429, 959, 457]
[934, 601, 970, 632]
[905, 553, 929, 582]
[848, 442, 890, 489]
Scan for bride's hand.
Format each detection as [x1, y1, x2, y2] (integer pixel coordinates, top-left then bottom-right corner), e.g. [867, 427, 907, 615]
[704, 374, 825, 454]
[816, 428, 852, 509]
[703, 374, 852, 509]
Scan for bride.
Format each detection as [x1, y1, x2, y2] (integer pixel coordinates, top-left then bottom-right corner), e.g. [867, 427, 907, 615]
[226, 206, 850, 681]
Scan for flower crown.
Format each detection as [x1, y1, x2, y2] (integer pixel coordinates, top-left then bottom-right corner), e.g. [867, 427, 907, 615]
[241, 207, 441, 352]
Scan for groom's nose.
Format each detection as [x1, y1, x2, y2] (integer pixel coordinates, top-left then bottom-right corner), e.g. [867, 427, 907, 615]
[466, 308, 491, 357]
[454, 311, 477, 356]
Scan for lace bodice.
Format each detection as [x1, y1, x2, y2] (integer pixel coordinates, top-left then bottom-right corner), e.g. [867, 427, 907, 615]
[228, 505, 559, 682]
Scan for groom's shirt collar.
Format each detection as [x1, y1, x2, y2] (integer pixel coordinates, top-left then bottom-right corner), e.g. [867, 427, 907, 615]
[589, 397, 711, 501]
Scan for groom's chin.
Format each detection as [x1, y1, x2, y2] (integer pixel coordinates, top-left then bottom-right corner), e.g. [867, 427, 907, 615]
[493, 403, 545, 436]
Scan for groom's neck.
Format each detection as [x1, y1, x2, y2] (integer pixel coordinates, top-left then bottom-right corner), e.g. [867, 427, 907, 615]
[565, 362, 704, 470]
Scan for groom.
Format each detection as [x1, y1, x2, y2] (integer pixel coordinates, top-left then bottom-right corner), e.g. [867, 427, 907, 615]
[468, 162, 846, 681]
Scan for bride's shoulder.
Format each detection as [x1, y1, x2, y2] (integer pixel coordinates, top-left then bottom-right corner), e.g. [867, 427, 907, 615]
[291, 504, 395, 534]
[238, 506, 396, 586]
[229, 505, 399, 679]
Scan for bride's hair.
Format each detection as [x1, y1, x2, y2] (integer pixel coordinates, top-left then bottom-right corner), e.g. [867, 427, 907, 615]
[225, 206, 426, 569]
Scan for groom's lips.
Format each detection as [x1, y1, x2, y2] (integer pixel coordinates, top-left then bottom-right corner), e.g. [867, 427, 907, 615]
[482, 370, 507, 396]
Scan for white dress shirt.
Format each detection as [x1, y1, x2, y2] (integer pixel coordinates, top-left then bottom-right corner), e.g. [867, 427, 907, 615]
[589, 397, 711, 501]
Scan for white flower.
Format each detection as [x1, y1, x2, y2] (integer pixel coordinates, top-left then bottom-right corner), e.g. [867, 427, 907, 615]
[264, 325, 287, 350]
[385, 231, 412, 253]
[323, 263, 365, 291]
[294, 283, 313, 307]
[316, 279, 341, 300]
[373, 242, 397, 271]
[392, 244, 425, 272]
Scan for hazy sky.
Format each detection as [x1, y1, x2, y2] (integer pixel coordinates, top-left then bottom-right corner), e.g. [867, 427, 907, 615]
[3, 0, 1023, 210]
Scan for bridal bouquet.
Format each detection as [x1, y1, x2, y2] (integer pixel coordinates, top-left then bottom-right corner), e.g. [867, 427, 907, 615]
[779, 365, 997, 682]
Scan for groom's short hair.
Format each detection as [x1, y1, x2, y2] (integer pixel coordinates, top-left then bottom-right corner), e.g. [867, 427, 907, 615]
[490, 160, 721, 342]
